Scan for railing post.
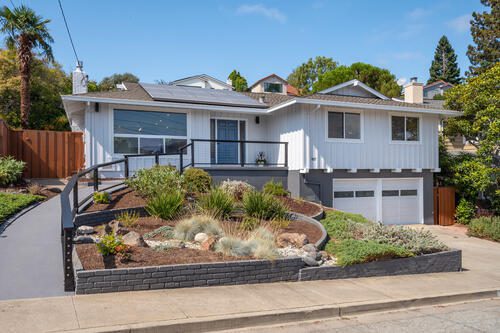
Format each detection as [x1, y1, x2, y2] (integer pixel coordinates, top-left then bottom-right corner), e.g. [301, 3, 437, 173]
[155, 153, 159, 166]
[240, 141, 244, 167]
[72, 182, 78, 212]
[190, 141, 195, 168]
[179, 148, 184, 174]
[93, 168, 98, 192]
[124, 156, 129, 178]
[63, 227, 75, 291]
[284, 142, 288, 168]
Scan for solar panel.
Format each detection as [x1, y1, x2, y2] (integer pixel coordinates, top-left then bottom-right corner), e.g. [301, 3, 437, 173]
[140, 83, 265, 108]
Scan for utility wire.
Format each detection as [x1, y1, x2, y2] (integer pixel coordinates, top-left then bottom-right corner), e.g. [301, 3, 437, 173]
[57, 0, 80, 64]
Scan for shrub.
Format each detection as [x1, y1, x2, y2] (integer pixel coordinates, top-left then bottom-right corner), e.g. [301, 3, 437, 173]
[174, 215, 223, 241]
[455, 198, 476, 225]
[27, 183, 43, 195]
[143, 225, 174, 239]
[468, 216, 500, 242]
[219, 179, 255, 201]
[240, 216, 261, 231]
[321, 211, 371, 241]
[214, 227, 277, 259]
[93, 191, 111, 204]
[198, 188, 234, 219]
[362, 224, 449, 255]
[115, 210, 139, 227]
[0, 156, 25, 186]
[243, 191, 287, 221]
[263, 179, 288, 197]
[145, 191, 184, 220]
[325, 239, 414, 267]
[0, 193, 43, 223]
[125, 165, 183, 198]
[182, 168, 212, 194]
[96, 233, 123, 256]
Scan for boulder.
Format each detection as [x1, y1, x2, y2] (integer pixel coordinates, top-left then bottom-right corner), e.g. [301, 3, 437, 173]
[122, 231, 148, 247]
[194, 232, 209, 243]
[73, 235, 95, 244]
[106, 220, 129, 235]
[318, 250, 330, 260]
[47, 187, 62, 194]
[276, 233, 308, 248]
[76, 225, 94, 235]
[302, 244, 317, 254]
[201, 237, 217, 251]
[301, 255, 319, 266]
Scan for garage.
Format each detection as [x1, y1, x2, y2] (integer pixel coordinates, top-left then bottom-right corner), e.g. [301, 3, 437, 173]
[333, 178, 423, 225]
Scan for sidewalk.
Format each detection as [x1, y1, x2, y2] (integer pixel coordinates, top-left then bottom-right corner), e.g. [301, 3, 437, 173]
[1, 225, 499, 333]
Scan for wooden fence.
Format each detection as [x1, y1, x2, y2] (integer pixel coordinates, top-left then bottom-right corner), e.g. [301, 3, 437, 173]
[0, 120, 84, 178]
[434, 187, 456, 226]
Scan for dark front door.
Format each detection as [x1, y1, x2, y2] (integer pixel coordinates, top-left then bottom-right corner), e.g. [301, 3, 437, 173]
[216, 119, 239, 164]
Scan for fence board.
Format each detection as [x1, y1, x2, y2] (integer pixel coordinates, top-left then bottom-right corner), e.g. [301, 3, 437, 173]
[0, 120, 84, 178]
[434, 187, 456, 226]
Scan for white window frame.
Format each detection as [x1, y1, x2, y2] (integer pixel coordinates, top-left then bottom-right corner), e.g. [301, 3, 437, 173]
[389, 113, 422, 144]
[263, 82, 283, 93]
[212, 117, 247, 165]
[325, 109, 364, 143]
[112, 108, 189, 156]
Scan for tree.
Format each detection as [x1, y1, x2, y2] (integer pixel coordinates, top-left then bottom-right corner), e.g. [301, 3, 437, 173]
[467, 0, 500, 76]
[0, 48, 71, 130]
[312, 62, 401, 98]
[428, 36, 461, 85]
[0, 5, 54, 129]
[287, 56, 337, 95]
[228, 70, 248, 92]
[98, 72, 139, 91]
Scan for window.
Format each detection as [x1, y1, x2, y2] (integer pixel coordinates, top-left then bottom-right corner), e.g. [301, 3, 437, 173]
[113, 109, 187, 155]
[356, 191, 375, 197]
[328, 111, 361, 140]
[401, 189, 418, 196]
[391, 116, 419, 142]
[334, 191, 354, 198]
[263, 82, 283, 93]
[382, 190, 399, 197]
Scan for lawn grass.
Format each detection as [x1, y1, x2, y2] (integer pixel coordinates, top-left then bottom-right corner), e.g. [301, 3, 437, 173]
[0, 193, 44, 223]
[468, 216, 500, 242]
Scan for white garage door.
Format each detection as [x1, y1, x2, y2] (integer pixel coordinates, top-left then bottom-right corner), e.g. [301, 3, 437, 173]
[333, 178, 422, 225]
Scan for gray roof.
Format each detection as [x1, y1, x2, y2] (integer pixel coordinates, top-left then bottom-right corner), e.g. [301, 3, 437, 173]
[240, 92, 295, 107]
[77, 82, 153, 101]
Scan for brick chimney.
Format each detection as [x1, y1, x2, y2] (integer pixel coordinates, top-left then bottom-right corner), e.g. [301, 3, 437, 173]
[72, 61, 88, 94]
[404, 77, 423, 104]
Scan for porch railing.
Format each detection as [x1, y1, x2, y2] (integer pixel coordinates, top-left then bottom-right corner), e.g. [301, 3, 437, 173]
[179, 139, 288, 173]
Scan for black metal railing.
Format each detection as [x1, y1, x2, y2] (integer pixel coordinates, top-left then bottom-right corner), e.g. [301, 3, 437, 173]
[179, 139, 288, 173]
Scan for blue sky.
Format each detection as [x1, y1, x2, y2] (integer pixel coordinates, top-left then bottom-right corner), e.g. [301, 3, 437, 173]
[6, 0, 485, 86]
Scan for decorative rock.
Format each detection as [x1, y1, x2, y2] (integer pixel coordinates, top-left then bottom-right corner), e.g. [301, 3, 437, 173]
[76, 226, 94, 235]
[73, 235, 95, 244]
[319, 251, 330, 260]
[302, 244, 317, 254]
[301, 255, 319, 266]
[122, 231, 148, 247]
[201, 237, 217, 251]
[276, 233, 308, 248]
[194, 232, 209, 243]
[47, 187, 62, 194]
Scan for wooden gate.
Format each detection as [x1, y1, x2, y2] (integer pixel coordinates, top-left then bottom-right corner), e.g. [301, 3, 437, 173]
[0, 120, 84, 178]
[434, 187, 456, 226]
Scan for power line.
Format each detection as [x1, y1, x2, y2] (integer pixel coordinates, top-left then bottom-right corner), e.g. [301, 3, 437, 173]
[57, 0, 80, 64]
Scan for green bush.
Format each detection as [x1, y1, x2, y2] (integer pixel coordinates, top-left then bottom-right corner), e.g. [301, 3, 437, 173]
[143, 225, 174, 239]
[468, 216, 500, 242]
[96, 233, 123, 256]
[240, 216, 261, 231]
[182, 168, 211, 194]
[0, 193, 43, 223]
[325, 239, 414, 267]
[93, 191, 111, 204]
[115, 210, 139, 227]
[321, 210, 371, 241]
[198, 188, 234, 219]
[145, 191, 184, 220]
[174, 215, 223, 241]
[262, 179, 288, 197]
[0, 156, 25, 186]
[455, 198, 476, 224]
[125, 165, 183, 198]
[243, 191, 287, 220]
[219, 179, 255, 201]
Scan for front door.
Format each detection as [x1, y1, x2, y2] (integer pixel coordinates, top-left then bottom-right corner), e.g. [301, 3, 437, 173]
[216, 119, 239, 164]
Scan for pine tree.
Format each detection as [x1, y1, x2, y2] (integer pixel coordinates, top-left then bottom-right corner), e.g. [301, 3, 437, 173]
[467, 0, 499, 76]
[428, 36, 461, 85]
[228, 70, 248, 92]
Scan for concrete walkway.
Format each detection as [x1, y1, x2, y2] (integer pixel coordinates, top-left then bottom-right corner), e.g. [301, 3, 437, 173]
[0, 225, 499, 333]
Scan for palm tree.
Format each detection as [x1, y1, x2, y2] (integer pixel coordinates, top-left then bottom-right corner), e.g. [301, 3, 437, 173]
[0, 5, 53, 128]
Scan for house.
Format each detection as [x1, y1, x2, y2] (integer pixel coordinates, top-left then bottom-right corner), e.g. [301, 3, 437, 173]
[62, 67, 461, 226]
[249, 74, 299, 96]
[423, 80, 453, 99]
[169, 74, 232, 90]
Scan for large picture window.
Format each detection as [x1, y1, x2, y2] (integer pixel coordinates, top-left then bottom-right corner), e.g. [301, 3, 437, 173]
[327, 111, 361, 140]
[113, 109, 187, 155]
[263, 82, 283, 93]
[391, 116, 419, 142]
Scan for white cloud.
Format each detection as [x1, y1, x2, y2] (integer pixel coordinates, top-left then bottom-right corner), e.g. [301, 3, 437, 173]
[397, 78, 408, 86]
[236, 4, 287, 23]
[408, 8, 431, 20]
[447, 14, 471, 33]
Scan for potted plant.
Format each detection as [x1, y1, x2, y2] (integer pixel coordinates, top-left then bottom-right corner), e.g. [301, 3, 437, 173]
[256, 152, 267, 167]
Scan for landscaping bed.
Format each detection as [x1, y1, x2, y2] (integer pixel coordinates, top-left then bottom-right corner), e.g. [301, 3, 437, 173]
[0, 192, 44, 223]
[84, 187, 146, 212]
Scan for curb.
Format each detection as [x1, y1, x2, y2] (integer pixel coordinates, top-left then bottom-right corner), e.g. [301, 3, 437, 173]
[64, 289, 499, 333]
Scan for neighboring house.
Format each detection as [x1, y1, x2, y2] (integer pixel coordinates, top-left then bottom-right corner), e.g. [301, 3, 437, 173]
[62, 69, 461, 226]
[169, 74, 232, 90]
[249, 74, 299, 96]
[423, 80, 453, 99]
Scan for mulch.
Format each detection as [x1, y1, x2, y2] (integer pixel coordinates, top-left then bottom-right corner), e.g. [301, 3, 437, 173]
[280, 220, 323, 244]
[85, 188, 146, 212]
[76, 244, 246, 270]
[278, 196, 323, 217]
